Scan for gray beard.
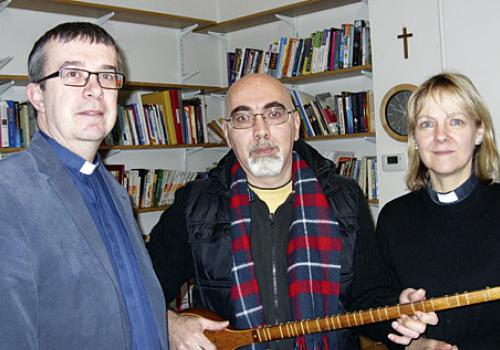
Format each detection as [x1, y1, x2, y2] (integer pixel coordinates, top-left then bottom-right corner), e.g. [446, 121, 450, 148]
[248, 154, 284, 177]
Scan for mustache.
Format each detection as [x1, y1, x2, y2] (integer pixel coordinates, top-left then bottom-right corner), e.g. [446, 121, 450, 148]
[249, 140, 279, 154]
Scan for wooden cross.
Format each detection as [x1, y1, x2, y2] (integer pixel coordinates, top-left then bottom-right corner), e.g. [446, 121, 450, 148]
[397, 27, 413, 59]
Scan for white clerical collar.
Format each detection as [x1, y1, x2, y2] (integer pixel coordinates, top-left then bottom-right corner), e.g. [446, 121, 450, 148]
[80, 161, 98, 175]
[427, 174, 478, 205]
[436, 191, 459, 203]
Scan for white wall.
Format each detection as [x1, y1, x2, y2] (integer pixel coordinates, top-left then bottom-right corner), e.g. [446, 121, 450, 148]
[369, 0, 442, 206]
[441, 0, 500, 140]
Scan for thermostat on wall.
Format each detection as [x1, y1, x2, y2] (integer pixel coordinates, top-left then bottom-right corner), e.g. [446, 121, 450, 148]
[382, 153, 406, 172]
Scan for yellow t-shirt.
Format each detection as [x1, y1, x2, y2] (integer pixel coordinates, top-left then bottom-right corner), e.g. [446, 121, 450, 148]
[249, 180, 293, 214]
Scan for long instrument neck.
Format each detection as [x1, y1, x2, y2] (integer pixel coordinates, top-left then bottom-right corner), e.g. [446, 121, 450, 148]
[251, 286, 500, 343]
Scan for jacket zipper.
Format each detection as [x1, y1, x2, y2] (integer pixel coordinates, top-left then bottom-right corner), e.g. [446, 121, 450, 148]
[269, 212, 280, 324]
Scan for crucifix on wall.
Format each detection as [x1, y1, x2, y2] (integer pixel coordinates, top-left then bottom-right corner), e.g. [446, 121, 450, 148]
[397, 27, 413, 59]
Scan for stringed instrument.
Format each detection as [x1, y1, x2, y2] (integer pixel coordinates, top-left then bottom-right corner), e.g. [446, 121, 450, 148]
[181, 286, 500, 350]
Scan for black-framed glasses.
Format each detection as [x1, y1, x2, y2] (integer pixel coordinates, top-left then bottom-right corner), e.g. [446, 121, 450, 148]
[225, 107, 295, 129]
[35, 67, 125, 90]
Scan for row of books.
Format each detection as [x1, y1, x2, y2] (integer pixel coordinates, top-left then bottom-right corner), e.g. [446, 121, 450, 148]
[291, 89, 374, 138]
[104, 91, 210, 147]
[0, 100, 37, 148]
[333, 153, 378, 200]
[107, 165, 198, 209]
[227, 19, 371, 85]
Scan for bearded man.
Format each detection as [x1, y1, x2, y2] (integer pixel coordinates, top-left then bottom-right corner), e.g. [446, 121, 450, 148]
[147, 74, 435, 350]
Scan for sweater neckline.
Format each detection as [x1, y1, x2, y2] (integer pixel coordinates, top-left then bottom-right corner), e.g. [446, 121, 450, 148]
[426, 174, 478, 205]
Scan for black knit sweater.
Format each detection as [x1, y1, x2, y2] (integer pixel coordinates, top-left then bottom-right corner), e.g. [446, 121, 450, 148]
[349, 181, 500, 350]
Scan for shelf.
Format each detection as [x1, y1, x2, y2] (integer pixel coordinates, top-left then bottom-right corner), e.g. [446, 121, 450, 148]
[0, 74, 223, 92]
[196, 0, 359, 33]
[134, 205, 170, 214]
[99, 142, 226, 151]
[208, 65, 373, 96]
[0, 74, 28, 86]
[367, 199, 378, 205]
[304, 131, 375, 141]
[0, 147, 23, 153]
[281, 65, 372, 85]
[123, 80, 222, 92]
[9, 0, 216, 29]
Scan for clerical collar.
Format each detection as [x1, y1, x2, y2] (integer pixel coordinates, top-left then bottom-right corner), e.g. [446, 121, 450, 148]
[40, 131, 99, 175]
[426, 174, 478, 205]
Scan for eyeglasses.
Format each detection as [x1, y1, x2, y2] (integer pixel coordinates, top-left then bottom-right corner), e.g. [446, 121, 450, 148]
[225, 107, 295, 129]
[35, 67, 125, 90]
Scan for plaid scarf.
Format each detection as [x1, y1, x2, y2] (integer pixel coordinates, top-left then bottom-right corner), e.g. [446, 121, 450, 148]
[229, 151, 342, 350]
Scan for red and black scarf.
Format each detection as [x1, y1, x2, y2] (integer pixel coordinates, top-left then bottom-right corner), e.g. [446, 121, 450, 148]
[229, 151, 342, 349]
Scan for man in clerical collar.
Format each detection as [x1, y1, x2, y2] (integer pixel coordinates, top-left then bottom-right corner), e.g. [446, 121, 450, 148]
[0, 22, 167, 349]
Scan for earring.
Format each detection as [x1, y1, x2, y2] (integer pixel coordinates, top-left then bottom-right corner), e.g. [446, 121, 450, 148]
[476, 134, 484, 145]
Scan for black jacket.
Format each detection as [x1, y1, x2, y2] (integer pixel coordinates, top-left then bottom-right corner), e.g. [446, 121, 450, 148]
[147, 140, 375, 349]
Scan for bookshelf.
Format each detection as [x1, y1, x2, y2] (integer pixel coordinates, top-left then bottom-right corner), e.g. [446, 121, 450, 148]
[212, 1, 377, 206]
[1, 0, 379, 232]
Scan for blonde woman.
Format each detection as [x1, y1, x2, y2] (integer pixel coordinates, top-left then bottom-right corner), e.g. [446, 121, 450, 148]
[351, 72, 500, 350]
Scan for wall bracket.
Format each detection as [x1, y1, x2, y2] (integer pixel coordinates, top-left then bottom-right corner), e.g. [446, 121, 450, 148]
[0, 80, 14, 97]
[275, 14, 298, 37]
[177, 24, 201, 83]
[361, 70, 373, 79]
[95, 12, 114, 26]
[0, 0, 11, 14]
[182, 89, 201, 100]
[0, 56, 13, 71]
[207, 31, 229, 52]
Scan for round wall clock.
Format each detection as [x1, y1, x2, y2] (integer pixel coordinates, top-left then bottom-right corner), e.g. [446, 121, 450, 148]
[380, 84, 417, 142]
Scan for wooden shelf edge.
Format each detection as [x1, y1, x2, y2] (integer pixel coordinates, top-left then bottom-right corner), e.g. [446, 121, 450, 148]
[0, 74, 224, 92]
[281, 65, 372, 84]
[304, 131, 375, 141]
[0, 147, 24, 153]
[208, 65, 373, 95]
[124, 81, 223, 92]
[196, 0, 359, 33]
[99, 143, 227, 151]
[134, 205, 170, 214]
[10, 0, 216, 29]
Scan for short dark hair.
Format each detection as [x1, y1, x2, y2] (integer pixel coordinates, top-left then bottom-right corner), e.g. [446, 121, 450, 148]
[28, 22, 122, 84]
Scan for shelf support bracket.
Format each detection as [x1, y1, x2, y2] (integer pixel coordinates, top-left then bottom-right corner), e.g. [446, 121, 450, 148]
[0, 56, 13, 71]
[361, 70, 372, 79]
[0, 80, 14, 97]
[207, 31, 229, 53]
[275, 14, 298, 37]
[95, 11, 114, 26]
[208, 93, 226, 99]
[177, 24, 200, 83]
[185, 147, 204, 156]
[182, 89, 201, 100]
[103, 149, 122, 158]
[363, 136, 376, 144]
[0, 0, 11, 14]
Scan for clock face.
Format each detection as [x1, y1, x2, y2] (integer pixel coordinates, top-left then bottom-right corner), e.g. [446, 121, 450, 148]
[380, 84, 417, 142]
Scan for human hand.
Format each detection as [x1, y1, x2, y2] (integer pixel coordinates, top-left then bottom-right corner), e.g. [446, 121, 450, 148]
[167, 310, 229, 350]
[387, 288, 439, 345]
[405, 337, 458, 350]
